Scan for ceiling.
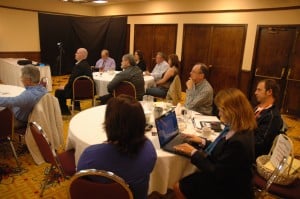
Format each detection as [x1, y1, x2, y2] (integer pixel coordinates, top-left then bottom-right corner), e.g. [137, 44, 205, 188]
[60, 0, 149, 6]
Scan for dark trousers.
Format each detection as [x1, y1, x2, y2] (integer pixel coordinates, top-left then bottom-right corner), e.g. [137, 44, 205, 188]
[55, 89, 69, 113]
[55, 89, 81, 113]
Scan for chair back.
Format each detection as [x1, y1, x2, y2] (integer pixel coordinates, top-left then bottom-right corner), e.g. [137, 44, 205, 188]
[166, 75, 181, 105]
[72, 76, 95, 100]
[113, 81, 136, 99]
[39, 77, 49, 88]
[29, 122, 57, 165]
[0, 107, 13, 139]
[69, 169, 133, 199]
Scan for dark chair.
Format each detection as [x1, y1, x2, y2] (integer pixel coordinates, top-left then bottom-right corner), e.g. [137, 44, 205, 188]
[0, 107, 21, 169]
[69, 169, 133, 199]
[72, 76, 95, 113]
[113, 81, 136, 99]
[29, 122, 76, 197]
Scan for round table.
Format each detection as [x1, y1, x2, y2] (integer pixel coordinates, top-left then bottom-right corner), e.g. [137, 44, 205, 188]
[0, 84, 25, 97]
[66, 104, 202, 194]
[93, 71, 155, 96]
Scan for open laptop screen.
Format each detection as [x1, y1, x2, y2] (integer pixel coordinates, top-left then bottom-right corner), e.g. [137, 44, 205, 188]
[155, 111, 179, 147]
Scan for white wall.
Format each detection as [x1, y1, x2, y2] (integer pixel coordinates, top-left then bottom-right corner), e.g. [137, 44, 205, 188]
[0, 8, 40, 51]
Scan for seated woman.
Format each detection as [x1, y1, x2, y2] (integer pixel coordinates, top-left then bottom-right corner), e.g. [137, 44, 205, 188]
[77, 95, 157, 199]
[134, 50, 147, 71]
[146, 54, 179, 98]
[173, 88, 257, 199]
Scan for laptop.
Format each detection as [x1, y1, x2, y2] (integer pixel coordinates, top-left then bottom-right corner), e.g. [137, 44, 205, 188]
[155, 110, 189, 157]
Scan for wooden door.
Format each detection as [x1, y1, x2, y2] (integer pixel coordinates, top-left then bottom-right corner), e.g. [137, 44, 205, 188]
[181, 25, 246, 92]
[250, 27, 297, 107]
[181, 25, 211, 90]
[283, 29, 300, 116]
[134, 24, 177, 71]
[207, 25, 246, 93]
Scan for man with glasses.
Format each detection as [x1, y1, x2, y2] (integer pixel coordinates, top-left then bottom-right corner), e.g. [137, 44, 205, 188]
[185, 63, 213, 115]
[145, 52, 169, 81]
[0, 66, 47, 128]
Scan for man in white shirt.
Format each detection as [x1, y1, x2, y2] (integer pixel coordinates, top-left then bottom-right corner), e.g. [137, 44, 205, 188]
[145, 52, 169, 81]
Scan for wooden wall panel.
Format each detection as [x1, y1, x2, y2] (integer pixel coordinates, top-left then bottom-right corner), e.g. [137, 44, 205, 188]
[238, 70, 252, 98]
[0, 51, 41, 62]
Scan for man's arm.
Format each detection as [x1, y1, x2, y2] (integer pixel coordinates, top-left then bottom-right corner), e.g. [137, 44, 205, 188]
[255, 111, 283, 156]
[0, 92, 31, 108]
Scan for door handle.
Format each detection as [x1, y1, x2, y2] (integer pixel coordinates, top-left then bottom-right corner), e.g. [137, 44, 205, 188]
[286, 68, 300, 82]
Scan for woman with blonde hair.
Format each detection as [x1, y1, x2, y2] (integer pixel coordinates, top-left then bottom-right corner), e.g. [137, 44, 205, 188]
[173, 88, 257, 199]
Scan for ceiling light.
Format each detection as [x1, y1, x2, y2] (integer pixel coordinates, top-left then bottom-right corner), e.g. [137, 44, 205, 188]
[93, 0, 108, 3]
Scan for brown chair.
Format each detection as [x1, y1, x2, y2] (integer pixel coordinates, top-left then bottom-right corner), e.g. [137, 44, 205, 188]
[253, 156, 300, 199]
[0, 107, 21, 169]
[69, 169, 133, 199]
[113, 81, 136, 99]
[29, 122, 76, 197]
[72, 76, 95, 113]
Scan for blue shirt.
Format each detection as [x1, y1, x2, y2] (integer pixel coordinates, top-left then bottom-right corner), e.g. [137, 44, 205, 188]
[77, 139, 157, 199]
[95, 57, 116, 71]
[0, 85, 47, 122]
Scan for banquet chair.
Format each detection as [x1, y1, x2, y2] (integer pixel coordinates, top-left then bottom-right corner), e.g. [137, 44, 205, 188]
[69, 169, 133, 199]
[166, 75, 181, 105]
[29, 122, 76, 197]
[72, 76, 95, 113]
[39, 77, 49, 88]
[0, 107, 21, 169]
[113, 81, 136, 99]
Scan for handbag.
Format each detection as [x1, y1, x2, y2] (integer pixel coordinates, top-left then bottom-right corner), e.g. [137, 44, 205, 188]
[256, 134, 300, 185]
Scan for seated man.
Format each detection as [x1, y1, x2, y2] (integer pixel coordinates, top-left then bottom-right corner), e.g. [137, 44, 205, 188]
[0, 66, 47, 129]
[95, 49, 116, 72]
[254, 79, 283, 158]
[185, 63, 213, 115]
[55, 48, 93, 115]
[99, 54, 145, 104]
[145, 52, 169, 81]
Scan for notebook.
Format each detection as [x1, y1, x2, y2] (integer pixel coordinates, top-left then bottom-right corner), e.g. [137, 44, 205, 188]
[155, 110, 189, 157]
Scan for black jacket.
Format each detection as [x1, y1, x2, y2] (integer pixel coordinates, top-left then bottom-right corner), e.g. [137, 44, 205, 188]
[254, 105, 283, 158]
[64, 59, 93, 97]
[188, 130, 255, 199]
[107, 66, 145, 100]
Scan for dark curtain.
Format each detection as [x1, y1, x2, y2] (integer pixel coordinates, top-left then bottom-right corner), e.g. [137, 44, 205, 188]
[38, 13, 127, 75]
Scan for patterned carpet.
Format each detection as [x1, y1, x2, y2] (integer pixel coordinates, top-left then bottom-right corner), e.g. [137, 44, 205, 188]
[0, 75, 299, 199]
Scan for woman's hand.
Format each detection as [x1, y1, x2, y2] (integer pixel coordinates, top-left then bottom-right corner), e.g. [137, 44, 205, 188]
[173, 143, 196, 157]
[183, 134, 204, 145]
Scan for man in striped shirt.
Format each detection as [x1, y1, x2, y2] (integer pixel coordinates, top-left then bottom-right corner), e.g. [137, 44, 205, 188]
[185, 63, 213, 115]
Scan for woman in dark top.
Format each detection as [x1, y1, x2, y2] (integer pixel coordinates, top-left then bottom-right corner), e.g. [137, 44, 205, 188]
[173, 88, 257, 199]
[146, 54, 179, 98]
[134, 50, 147, 71]
[77, 95, 157, 199]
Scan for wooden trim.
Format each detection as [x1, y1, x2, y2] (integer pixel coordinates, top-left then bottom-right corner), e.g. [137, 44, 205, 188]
[238, 70, 252, 98]
[0, 51, 41, 62]
[1, 5, 300, 17]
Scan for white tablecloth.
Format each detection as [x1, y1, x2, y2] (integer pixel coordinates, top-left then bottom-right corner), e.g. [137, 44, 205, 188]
[93, 71, 155, 96]
[0, 58, 52, 91]
[0, 84, 25, 97]
[66, 104, 219, 194]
